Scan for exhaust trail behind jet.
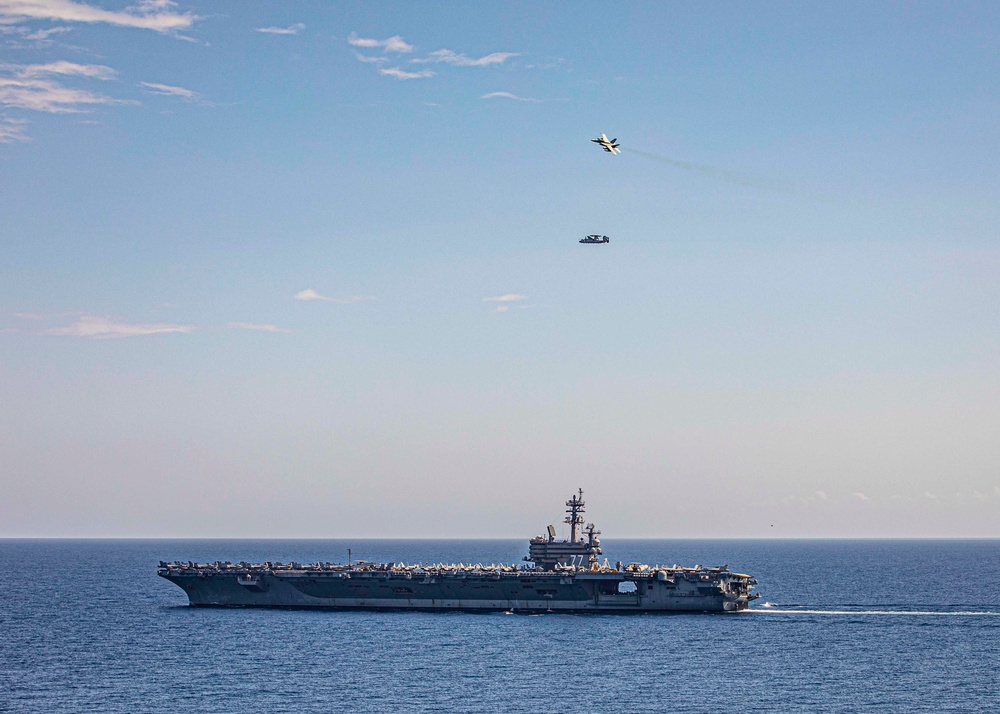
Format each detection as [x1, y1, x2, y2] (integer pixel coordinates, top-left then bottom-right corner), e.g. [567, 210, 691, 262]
[622, 147, 792, 194]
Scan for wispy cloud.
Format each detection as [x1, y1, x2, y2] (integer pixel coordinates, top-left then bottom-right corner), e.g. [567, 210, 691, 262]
[335, 295, 375, 304]
[18, 60, 117, 79]
[228, 321, 290, 333]
[294, 289, 332, 302]
[0, 78, 124, 113]
[350, 35, 518, 83]
[480, 91, 539, 103]
[0, 61, 126, 116]
[0, 0, 197, 33]
[852, 492, 869, 501]
[14, 311, 81, 319]
[294, 289, 374, 304]
[41, 314, 193, 338]
[483, 294, 527, 303]
[256, 23, 304, 35]
[354, 53, 388, 65]
[379, 67, 434, 80]
[414, 49, 518, 67]
[779, 490, 832, 506]
[348, 32, 412, 53]
[0, 116, 28, 142]
[24, 25, 71, 40]
[486, 295, 528, 313]
[139, 81, 196, 99]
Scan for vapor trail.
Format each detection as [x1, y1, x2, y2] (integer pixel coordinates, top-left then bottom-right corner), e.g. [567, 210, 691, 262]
[622, 147, 792, 194]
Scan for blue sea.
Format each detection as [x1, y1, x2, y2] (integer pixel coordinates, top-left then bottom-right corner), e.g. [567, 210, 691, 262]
[1, 539, 998, 713]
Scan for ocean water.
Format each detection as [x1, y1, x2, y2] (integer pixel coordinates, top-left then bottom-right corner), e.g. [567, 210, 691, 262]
[1, 539, 997, 713]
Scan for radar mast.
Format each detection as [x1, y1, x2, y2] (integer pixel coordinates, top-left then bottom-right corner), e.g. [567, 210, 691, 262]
[565, 488, 586, 543]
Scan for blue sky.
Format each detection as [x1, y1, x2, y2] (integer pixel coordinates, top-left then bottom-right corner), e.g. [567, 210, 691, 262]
[1, 1, 999, 537]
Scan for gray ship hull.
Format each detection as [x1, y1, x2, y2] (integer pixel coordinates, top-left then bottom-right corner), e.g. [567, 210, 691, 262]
[159, 567, 750, 613]
[158, 490, 757, 613]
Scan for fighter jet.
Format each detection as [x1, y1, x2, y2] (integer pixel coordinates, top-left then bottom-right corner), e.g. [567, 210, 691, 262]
[580, 234, 610, 244]
[591, 133, 621, 155]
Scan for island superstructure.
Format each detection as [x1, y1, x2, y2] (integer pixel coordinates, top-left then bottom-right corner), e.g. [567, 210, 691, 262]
[158, 490, 758, 613]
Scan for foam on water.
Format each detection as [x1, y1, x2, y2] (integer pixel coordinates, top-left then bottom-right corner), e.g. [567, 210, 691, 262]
[748, 608, 1000, 616]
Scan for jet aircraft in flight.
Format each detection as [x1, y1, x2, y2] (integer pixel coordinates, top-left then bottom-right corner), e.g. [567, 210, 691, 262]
[580, 234, 610, 244]
[591, 133, 621, 155]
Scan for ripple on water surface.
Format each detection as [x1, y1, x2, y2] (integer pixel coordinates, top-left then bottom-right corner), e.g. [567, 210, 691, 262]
[1, 539, 998, 713]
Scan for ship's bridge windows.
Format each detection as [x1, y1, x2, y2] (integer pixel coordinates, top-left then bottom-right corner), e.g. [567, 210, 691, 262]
[617, 581, 638, 594]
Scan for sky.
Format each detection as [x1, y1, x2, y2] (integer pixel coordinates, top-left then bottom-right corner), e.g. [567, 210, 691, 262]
[1, 1, 999, 538]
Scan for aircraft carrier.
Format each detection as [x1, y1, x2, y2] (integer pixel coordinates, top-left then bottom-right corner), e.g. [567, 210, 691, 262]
[158, 490, 758, 613]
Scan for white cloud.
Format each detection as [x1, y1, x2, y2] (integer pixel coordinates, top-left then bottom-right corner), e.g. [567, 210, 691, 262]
[924, 491, 938, 500]
[41, 314, 193, 338]
[0, 62, 126, 115]
[348, 32, 412, 53]
[973, 490, 987, 501]
[379, 67, 433, 80]
[779, 490, 835, 506]
[0, 117, 28, 142]
[228, 322, 290, 333]
[0, 0, 196, 33]
[139, 81, 196, 99]
[14, 311, 71, 319]
[852, 492, 869, 501]
[350, 37, 517, 81]
[19, 61, 117, 79]
[346, 34, 380, 48]
[383, 36, 412, 53]
[294, 289, 332, 302]
[483, 294, 527, 303]
[414, 49, 518, 67]
[24, 25, 71, 39]
[14, 312, 51, 320]
[480, 91, 539, 102]
[495, 305, 509, 313]
[0, 76, 123, 113]
[335, 295, 375, 304]
[354, 53, 387, 65]
[995, 486, 1000, 497]
[294, 289, 374, 304]
[256, 23, 304, 35]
